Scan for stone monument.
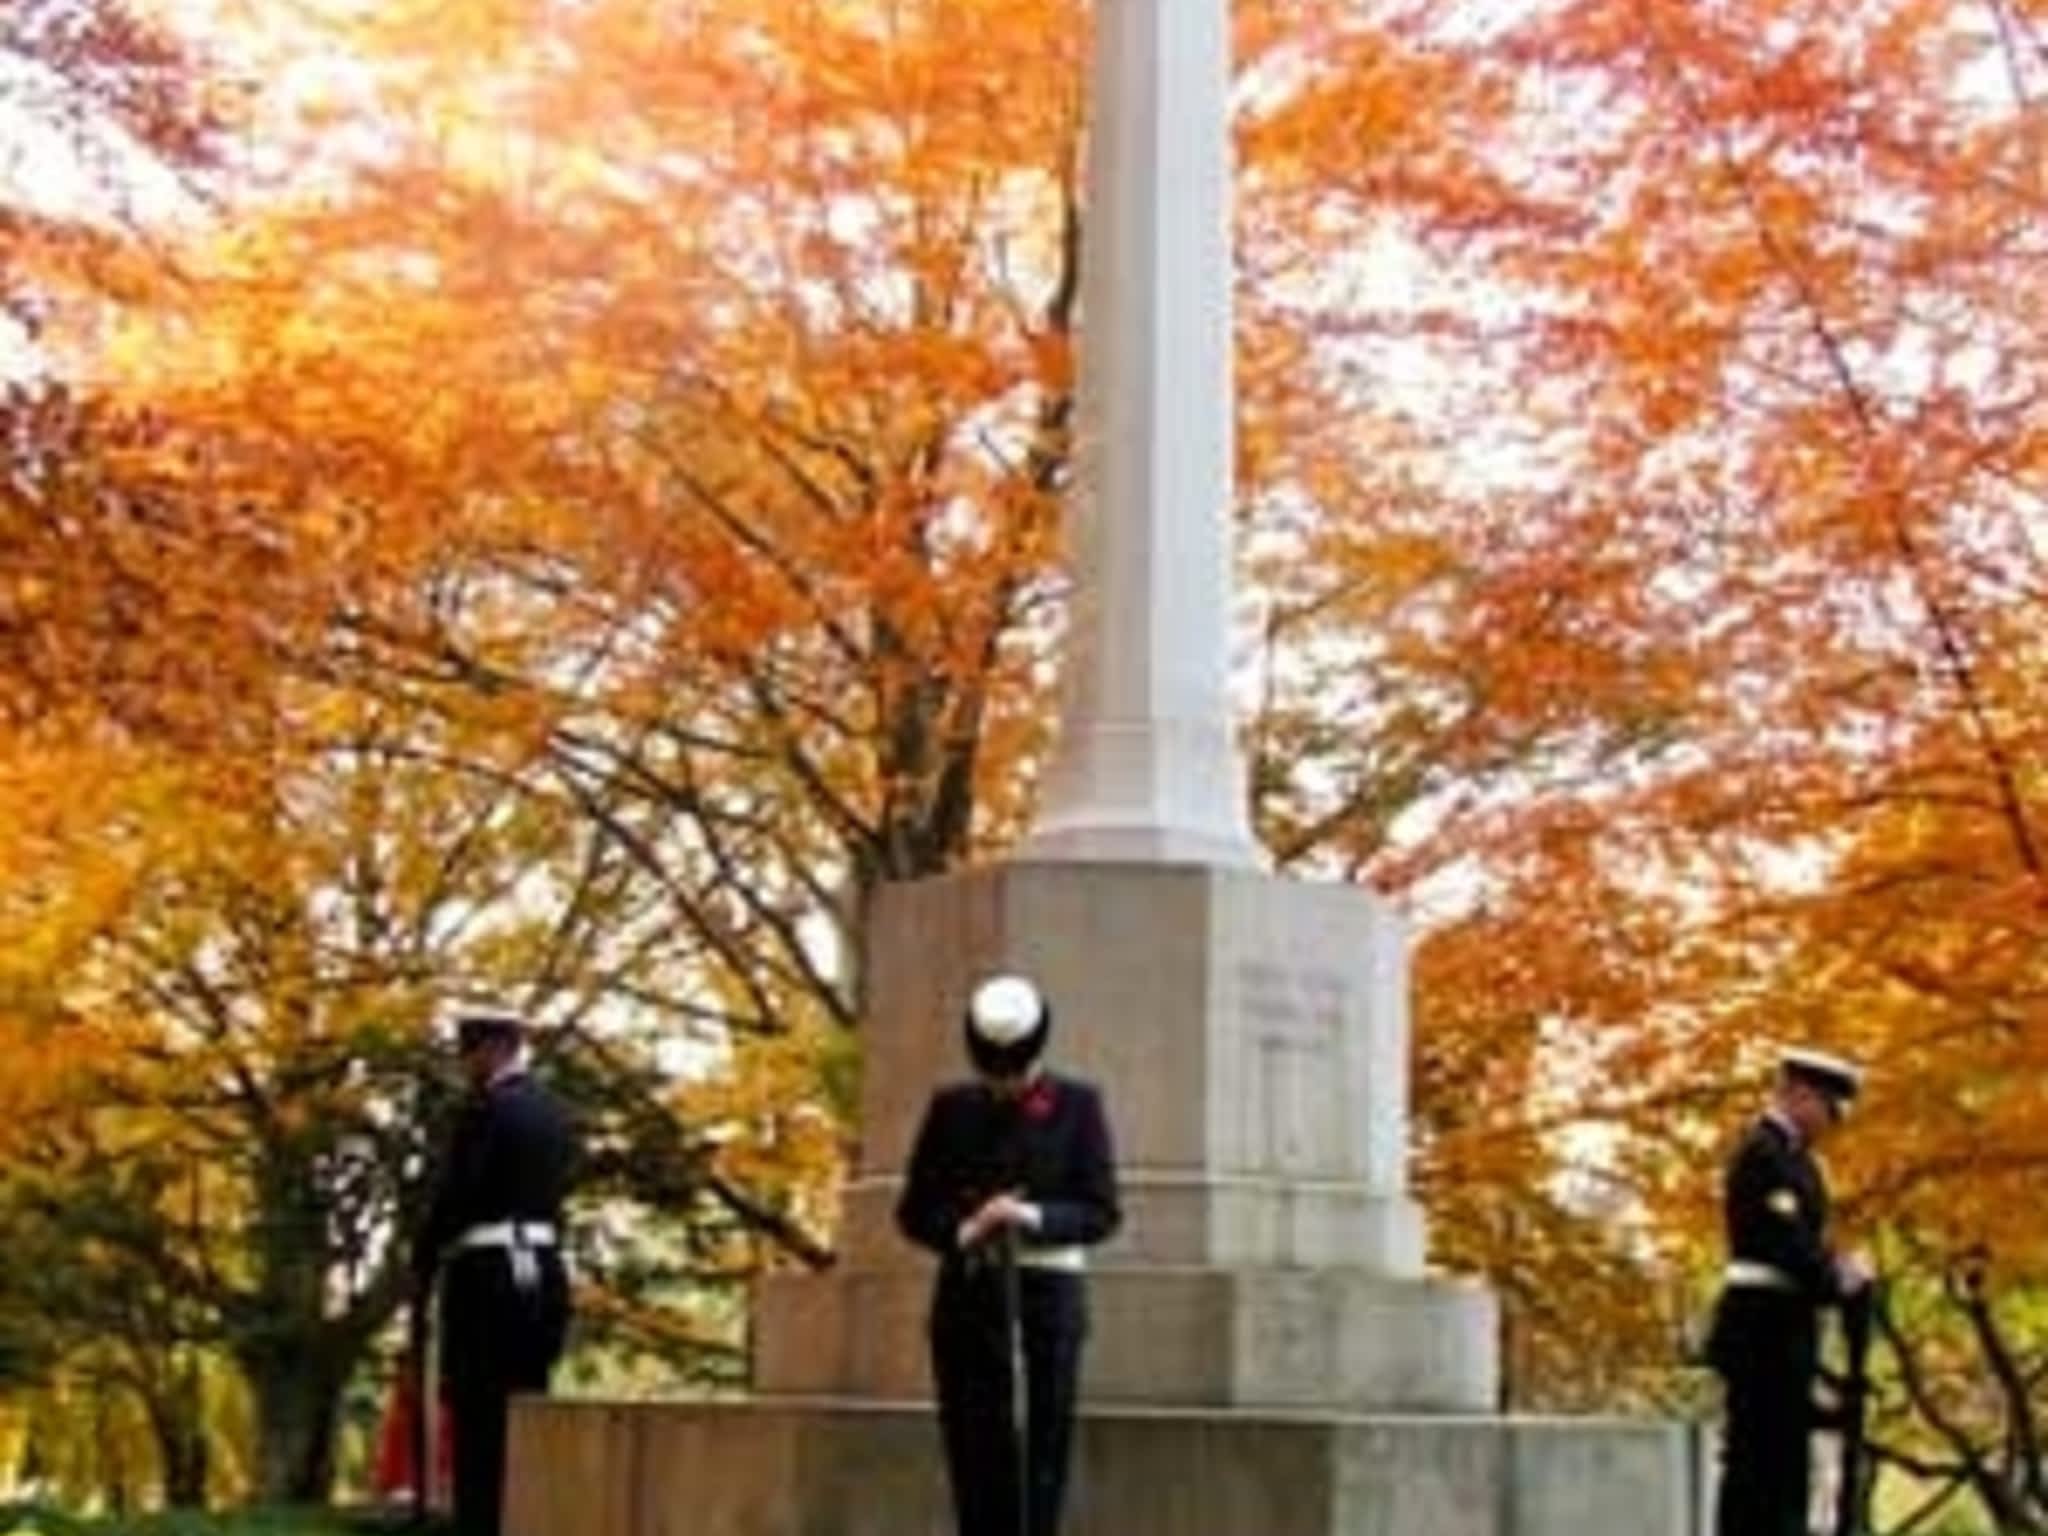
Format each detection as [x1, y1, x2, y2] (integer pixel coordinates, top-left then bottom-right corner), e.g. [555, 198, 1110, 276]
[505, 2, 1697, 1531]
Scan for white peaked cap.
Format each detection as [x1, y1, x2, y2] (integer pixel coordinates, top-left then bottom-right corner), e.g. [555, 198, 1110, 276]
[968, 974, 1046, 1046]
[1779, 1046, 1863, 1100]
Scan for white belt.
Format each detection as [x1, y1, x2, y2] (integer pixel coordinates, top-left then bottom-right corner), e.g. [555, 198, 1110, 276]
[456, 1221, 558, 1250]
[1016, 1245, 1087, 1273]
[456, 1222, 558, 1292]
[1724, 1259, 1796, 1292]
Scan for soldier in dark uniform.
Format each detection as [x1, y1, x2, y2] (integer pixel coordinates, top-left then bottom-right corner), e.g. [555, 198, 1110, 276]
[414, 1012, 578, 1536]
[897, 974, 1121, 1536]
[1706, 1046, 1872, 1536]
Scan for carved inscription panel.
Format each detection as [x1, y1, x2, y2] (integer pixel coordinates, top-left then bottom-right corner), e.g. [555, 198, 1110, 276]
[1236, 960, 1350, 1175]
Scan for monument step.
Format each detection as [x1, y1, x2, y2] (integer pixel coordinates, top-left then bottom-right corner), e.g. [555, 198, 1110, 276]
[752, 1265, 1498, 1413]
[505, 1398, 1703, 1536]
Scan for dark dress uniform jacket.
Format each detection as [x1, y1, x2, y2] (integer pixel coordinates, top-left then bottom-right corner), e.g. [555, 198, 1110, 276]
[896, 1073, 1120, 1257]
[417, 1070, 577, 1536]
[897, 1073, 1120, 1536]
[1707, 1113, 1841, 1536]
[1722, 1114, 1838, 1302]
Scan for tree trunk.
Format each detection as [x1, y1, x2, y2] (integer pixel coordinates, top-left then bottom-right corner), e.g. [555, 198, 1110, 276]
[146, 1355, 210, 1507]
[241, 1342, 346, 1504]
[240, 1137, 354, 1504]
[156, 1408, 209, 1507]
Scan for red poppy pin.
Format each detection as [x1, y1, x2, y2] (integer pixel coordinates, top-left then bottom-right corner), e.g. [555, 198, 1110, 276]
[1022, 1079, 1058, 1122]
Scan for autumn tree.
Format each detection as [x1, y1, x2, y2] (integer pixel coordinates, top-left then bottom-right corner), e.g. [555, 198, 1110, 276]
[0, 670, 808, 1502]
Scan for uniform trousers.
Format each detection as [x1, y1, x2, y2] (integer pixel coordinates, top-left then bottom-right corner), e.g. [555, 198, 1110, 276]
[929, 1263, 1087, 1536]
[439, 1247, 570, 1536]
[1710, 1289, 1819, 1536]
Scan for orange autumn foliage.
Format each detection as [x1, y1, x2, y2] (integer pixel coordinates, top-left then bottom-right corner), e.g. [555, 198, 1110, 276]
[1239, 0, 2048, 1508]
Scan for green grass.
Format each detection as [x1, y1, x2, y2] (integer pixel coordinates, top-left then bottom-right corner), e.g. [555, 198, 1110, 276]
[0, 1509, 423, 1536]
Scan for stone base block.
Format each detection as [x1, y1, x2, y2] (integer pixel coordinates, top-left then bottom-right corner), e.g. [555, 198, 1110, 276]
[857, 863, 1426, 1275]
[752, 1266, 1498, 1413]
[505, 1398, 1700, 1536]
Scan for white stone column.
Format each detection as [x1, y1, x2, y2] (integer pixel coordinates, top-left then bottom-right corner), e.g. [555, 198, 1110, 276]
[1018, 0, 1262, 868]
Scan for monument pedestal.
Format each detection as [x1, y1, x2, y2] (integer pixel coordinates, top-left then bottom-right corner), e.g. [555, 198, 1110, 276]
[504, 867, 1698, 1534]
[748, 859, 1498, 1415]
